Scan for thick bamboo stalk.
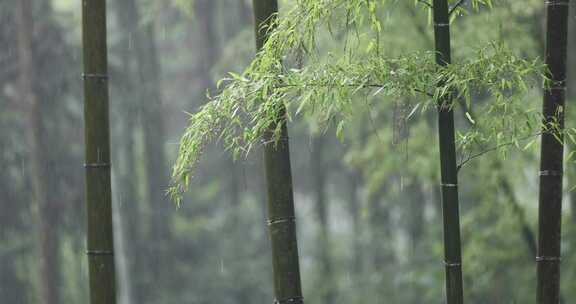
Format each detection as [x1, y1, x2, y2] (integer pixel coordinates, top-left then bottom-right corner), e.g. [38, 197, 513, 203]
[537, 1, 570, 303]
[431, 1, 464, 303]
[82, 0, 117, 303]
[252, 1, 304, 303]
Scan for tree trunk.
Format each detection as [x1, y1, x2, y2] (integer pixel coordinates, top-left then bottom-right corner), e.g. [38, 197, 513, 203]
[135, 6, 172, 294]
[367, 187, 395, 300]
[252, 1, 304, 303]
[431, 1, 464, 303]
[15, 1, 60, 304]
[537, 1, 569, 303]
[195, 0, 220, 92]
[112, 184, 134, 304]
[228, 161, 242, 227]
[0, 249, 27, 303]
[195, 0, 245, 234]
[0, 178, 28, 303]
[117, 1, 172, 300]
[368, 188, 392, 265]
[567, 1, 576, 224]
[407, 181, 425, 252]
[311, 137, 334, 304]
[112, 2, 143, 303]
[405, 181, 426, 304]
[238, 0, 253, 26]
[347, 172, 362, 275]
[81, 0, 117, 303]
[498, 173, 537, 258]
[221, 0, 252, 41]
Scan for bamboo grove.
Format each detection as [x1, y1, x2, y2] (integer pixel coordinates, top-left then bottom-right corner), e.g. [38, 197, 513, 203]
[170, 0, 572, 304]
[3, 0, 575, 303]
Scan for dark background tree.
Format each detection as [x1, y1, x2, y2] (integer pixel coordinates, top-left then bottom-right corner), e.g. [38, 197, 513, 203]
[15, 1, 61, 303]
[1, 1, 575, 304]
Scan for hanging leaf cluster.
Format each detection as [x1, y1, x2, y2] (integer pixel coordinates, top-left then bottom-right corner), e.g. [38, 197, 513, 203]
[169, 0, 543, 204]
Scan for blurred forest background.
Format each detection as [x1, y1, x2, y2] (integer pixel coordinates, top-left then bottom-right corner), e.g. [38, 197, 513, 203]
[1, 0, 576, 303]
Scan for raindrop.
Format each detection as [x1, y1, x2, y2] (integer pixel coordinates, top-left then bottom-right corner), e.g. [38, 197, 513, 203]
[219, 258, 225, 275]
[345, 272, 352, 285]
[162, 25, 168, 41]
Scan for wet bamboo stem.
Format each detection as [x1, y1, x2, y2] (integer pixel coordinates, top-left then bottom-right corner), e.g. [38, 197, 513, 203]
[431, 1, 464, 303]
[537, 1, 569, 303]
[82, 0, 117, 303]
[252, 1, 304, 303]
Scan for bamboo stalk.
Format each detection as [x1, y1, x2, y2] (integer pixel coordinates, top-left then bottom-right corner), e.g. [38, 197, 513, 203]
[431, 1, 464, 303]
[125, 0, 171, 295]
[311, 136, 334, 304]
[537, 1, 570, 303]
[15, 1, 60, 303]
[251, 1, 304, 303]
[82, 0, 117, 303]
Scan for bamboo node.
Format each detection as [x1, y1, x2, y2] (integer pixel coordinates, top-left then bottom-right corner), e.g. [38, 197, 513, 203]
[546, 86, 567, 91]
[261, 136, 290, 145]
[536, 256, 561, 262]
[444, 260, 461, 267]
[434, 23, 450, 27]
[539, 170, 562, 177]
[84, 162, 111, 169]
[545, 79, 567, 90]
[82, 73, 108, 80]
[274, 296, 304, 304]
[441, 183, 458, 188]
[86, 250, 114, 256]
[267, 216, 296, 226]
[545, 1, 569, 6]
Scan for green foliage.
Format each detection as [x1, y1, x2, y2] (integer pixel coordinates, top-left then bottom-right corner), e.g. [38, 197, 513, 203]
[4, 0, 576, 303]
[172, 0, 195, 16]
[169, 0, 544, 204]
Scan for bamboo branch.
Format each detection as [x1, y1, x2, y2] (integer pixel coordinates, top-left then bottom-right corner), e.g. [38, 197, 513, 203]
[278, 83, 435, 97]
[417, 0, 433, 9]
[449, 0, 467, 16]
[457, 133, 542, 171]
